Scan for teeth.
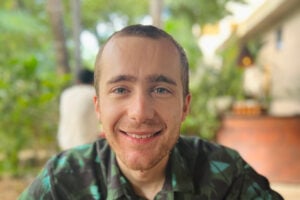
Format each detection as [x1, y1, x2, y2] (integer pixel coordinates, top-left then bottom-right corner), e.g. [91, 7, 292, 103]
[126, 132, 156, 139]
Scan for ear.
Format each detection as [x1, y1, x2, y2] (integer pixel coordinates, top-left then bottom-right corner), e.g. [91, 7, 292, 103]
[181, 94, 191, 122]
[93, 95, 101, 121]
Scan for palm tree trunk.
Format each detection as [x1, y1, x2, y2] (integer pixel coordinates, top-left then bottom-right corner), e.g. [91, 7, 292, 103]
[150, 0, 164, 28]
[70, 0, 82, 76]
[46, 0, 70, 75]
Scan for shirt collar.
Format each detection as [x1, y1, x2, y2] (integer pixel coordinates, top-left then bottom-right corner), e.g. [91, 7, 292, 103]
[105, 137, 195, 199]
[106, 152, 134, 199]
[167, 140, 195, 193]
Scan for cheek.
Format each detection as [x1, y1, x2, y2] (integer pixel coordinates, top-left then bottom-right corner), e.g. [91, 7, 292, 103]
[160, 103, 183, 125]
[99, 99, 123, 130]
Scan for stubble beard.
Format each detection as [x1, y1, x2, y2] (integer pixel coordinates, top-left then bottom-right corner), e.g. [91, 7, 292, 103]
[116, 135, 179, 172]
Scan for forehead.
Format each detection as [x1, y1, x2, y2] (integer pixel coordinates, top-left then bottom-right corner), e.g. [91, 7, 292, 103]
[102, 35, 179, 60]
[99, 36, 181, 79]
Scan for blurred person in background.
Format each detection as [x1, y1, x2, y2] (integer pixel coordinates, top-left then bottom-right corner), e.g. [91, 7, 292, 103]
[57, 68, 100, 150]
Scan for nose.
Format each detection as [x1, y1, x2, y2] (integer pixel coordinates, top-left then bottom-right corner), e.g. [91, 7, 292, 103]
[128, 92, 155, 123]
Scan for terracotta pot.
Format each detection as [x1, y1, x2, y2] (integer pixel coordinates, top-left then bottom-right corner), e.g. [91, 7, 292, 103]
[217, 114, 300, 183]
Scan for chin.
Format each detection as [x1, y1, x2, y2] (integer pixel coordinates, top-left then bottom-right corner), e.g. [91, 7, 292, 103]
[122, 151, 169, 171]
[125, 160, 159, 171]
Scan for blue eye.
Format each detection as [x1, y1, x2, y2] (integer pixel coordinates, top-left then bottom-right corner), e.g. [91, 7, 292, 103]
[113, 87, 128, 94]
[153, 87, 170, 94]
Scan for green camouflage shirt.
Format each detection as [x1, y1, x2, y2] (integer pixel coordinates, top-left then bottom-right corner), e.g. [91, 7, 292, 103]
[19, 137, 283, 199]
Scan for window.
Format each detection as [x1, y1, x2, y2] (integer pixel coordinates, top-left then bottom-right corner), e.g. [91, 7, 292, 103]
[276, 27, 283, 50]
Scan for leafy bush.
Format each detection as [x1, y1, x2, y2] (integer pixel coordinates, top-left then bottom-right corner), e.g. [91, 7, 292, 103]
[0, 55, 69, 176]
[0, 9, 68, 176]
[181, 36, 244, 139]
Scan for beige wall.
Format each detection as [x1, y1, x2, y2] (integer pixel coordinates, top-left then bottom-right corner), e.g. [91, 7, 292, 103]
[257, 7, 300, 116]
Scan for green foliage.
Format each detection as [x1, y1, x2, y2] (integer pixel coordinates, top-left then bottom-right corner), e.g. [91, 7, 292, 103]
[166, 0, 246, 26]
[181, 36, 244, 139]
[81, 0, 148, 39]
[0, 9, 68, 176]
[0, 57, 68, 175]
[164, 18, 202, 71]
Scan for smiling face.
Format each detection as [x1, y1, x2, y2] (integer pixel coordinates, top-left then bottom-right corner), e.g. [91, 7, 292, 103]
[94, 36, 190, 171]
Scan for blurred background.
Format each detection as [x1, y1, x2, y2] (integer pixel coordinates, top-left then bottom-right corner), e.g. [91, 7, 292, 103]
[0, 0, 299, 199]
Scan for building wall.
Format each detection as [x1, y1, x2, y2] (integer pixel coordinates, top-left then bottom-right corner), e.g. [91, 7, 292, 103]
[258, 7, 300, 116]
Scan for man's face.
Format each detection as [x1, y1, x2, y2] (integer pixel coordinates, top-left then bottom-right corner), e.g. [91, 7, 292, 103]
[94, 36, 190, 171]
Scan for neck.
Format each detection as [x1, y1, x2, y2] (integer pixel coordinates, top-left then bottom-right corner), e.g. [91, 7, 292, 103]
[117, 156, 169, 200]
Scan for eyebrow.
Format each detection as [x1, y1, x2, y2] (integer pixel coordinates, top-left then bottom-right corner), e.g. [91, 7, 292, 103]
[107, 75, 137, 84]
[147, 74, 177, 86]
[107, 74, 177, 86]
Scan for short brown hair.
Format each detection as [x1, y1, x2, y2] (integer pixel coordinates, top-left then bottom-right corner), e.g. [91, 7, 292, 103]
[94, 24, 189, 97]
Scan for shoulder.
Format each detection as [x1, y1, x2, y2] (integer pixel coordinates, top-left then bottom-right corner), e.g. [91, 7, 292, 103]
[176, 137, 283, 199]
[19, 139, 110, 199]
[48, 139, 109, 174]
[177, 136, 241, 162]
[176, 136, 245, 186]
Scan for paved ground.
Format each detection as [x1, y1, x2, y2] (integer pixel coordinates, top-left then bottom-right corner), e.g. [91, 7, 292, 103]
[271, 183, 300, 200]
[1, 177, 299, 200]
[0, 177, 31, 200]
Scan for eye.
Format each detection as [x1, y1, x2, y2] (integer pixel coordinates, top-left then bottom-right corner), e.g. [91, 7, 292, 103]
[112, 87, 129, 94]
[152, 87, 171, 95]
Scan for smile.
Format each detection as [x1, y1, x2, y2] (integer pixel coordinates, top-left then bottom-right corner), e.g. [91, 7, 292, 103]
[120, 130, 161, 139]
[126, 132, 156, 139]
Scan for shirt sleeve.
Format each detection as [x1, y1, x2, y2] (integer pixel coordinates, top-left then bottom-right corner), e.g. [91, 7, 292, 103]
[18, 166, 56, 200]
[225, 157, 284, 200]
[18, 145, 102, 200]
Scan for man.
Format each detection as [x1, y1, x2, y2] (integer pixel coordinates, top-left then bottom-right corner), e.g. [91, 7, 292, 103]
[57, 69, 99, 150]
[19, 25, 282, 199]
